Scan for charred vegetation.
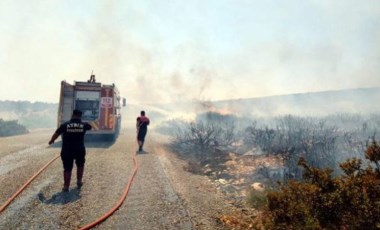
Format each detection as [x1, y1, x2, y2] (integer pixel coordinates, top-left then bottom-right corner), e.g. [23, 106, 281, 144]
[159, 110, 380, 228]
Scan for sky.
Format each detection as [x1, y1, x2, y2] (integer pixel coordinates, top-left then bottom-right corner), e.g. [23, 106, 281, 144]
[0, 0, 379, 104]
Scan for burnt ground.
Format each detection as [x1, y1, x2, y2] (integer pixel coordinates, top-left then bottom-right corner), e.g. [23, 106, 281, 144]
[167, 141, 285, 229]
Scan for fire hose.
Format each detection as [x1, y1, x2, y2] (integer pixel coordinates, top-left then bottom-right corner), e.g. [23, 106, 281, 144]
[0, 145, 139, 229]
[0, 155, 60, 213]
[79, 149, 138, 229]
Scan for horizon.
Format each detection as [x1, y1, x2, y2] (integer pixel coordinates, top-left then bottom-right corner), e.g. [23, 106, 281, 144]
[1, 86, 379, 105]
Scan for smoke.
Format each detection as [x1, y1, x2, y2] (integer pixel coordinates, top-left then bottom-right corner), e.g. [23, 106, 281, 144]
[0, 0, 379, 106]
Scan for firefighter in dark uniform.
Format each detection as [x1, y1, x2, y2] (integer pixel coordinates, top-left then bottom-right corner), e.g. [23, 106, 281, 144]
[136, 110, 150, 152]
[49, 109, 92, 192]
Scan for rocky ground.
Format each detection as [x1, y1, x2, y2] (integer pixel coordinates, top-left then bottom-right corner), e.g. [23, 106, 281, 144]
[0, 127, 265, 229]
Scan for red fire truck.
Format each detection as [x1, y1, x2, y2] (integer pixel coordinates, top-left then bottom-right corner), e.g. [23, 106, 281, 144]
[57, 74, 122, 141]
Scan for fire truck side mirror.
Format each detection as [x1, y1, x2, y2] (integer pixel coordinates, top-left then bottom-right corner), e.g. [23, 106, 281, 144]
[122, 98, 126, 107]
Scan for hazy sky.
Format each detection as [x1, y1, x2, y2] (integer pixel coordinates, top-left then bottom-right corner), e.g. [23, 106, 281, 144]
[0, 0, 379, 104]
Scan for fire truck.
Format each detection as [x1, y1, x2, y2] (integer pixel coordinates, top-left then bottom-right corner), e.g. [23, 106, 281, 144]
[57, 74, 123, 141]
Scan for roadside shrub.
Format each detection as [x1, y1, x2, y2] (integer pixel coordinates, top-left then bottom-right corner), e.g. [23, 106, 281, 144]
[262, 140, 380, 229]
[0, 119, 29, 137]
[172, 112, 236, 160]
[246, 189, 267, 209]
[244, 115, 339, 181]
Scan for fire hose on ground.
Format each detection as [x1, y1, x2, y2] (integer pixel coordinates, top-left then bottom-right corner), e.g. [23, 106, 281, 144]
[0, 145, 139, 230]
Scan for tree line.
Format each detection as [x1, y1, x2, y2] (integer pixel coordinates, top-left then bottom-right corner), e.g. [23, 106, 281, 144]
[0, 100, 57, 129]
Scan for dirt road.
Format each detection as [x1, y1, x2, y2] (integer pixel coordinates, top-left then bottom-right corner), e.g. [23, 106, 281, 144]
[0, 128, 231, 229]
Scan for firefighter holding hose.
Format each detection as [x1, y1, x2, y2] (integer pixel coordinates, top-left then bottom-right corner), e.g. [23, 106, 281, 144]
[136, 110, 150, 152]
[48, 109, 92, 192]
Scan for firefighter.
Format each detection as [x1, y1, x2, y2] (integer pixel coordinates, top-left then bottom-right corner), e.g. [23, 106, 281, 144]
[136, 110, 150, 152]
[49, 109, 92, 192]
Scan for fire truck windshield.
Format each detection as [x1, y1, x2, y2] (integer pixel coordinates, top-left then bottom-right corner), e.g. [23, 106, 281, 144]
[75, 91, 100, 121]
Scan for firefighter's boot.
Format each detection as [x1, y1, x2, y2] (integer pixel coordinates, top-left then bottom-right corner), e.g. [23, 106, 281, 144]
[63, 171, 72, 192]
[77, 166, 84, 189]
[139, 141, 144, 152]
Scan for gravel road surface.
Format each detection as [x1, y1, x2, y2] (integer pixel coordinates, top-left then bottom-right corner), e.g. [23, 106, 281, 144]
[0, 128, 231, 229]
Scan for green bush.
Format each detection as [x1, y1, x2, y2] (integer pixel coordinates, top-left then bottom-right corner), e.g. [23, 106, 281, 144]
[0, 119, 29, 137]
[263, 140, 380, 229]
[246, 189, 267, 209]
